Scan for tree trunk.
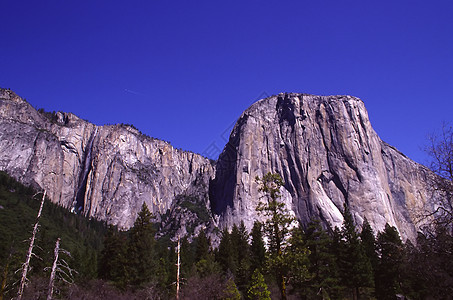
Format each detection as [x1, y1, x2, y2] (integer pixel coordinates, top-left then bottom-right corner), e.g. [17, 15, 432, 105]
[280, 274, 287, 300]
[47, 238, 60, 300]
[176, 236, 180, 300]
[352, 286, 358, 300]
[17, 190, 46, 300]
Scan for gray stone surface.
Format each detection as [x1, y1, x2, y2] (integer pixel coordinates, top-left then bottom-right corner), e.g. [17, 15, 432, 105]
[0, 89, 436, 240]
[212, 93, 434, 241]
[0, 89, 215, 230]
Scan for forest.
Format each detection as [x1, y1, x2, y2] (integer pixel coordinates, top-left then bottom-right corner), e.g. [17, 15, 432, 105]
[1, 168, 452, 300]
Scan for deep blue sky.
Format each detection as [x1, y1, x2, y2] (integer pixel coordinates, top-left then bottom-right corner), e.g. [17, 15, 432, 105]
[1, 1, 452, 164]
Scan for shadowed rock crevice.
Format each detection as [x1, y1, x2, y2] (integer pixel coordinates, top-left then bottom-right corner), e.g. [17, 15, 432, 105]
[74, 128, 97, 213]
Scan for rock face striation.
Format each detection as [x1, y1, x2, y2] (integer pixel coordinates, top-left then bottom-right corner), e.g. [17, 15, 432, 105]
[212, 93, 433, 241]
[0, 89, 214, 230]
[0, 89, 435, 240]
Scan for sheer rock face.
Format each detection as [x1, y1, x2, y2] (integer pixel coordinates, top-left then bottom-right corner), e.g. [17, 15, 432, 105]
[0, 89, 434, 239]
[0, 89, 214, 229]
[212, 93, 432, 240]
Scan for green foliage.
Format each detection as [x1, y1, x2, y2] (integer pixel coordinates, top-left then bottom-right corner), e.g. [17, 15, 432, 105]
[195, 228, 211, 262]
[402, 228, 453, 299]
[375, 224, 404, 300]
[221, 278, 241, 300]
[337, 205, 374, 300]
[4, 170, 453, 299]
[255, 172, 298, 300]
[217, 228, 236, 273]
[256, 173, 294, 255]
[179, 196, 211, 223]
[195, 258, 221, 278]
[160, 194, 211, 239]
[247, 269, 270, 300]
[250, 221, 266, 272]
[98, 225, 128, 288]
[295, 220, 340, 299]
[180, 236, 196, 278]
[126, 203, 157, 286]
[360, 218, 378, 272]
[0, 171, 107, 298]
[37, 108, 59, 124]
[230, 222, 252, 293]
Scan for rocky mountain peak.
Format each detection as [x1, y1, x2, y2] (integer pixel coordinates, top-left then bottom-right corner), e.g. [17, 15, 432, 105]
[0, 89, 215, 234]
[0, 89, 436, 241]
[212, 93, 432, 241]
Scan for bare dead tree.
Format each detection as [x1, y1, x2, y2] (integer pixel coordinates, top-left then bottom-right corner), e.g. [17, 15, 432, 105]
[176, 236, 181, 300]
[425, 122, 453, 232]
[17, 190, 46, 300]
[46, 238, 60, 300]
[45, 238, 76, 300]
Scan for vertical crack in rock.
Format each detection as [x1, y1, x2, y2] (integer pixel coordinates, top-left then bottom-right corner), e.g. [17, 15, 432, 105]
[73, 128, 98, 213]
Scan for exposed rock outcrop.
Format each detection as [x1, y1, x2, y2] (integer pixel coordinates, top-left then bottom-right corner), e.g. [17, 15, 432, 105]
[212, 93, 433, 241]
[0, 89, 215, 230]
[0, 89, 436, 240]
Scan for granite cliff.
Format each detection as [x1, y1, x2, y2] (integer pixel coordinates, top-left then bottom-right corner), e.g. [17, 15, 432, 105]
[0, 89, 435, 240]
[0, 89, 214, 233]
[212, 93, 433, 241]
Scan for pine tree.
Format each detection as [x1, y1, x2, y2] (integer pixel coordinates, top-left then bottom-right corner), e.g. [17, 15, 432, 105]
[360, 218, 378, 272]
[299, 219, 340, 299]
[337, 205, 374, 300]
[230, 221, 251, 293]
[127, 202, 156, 286]
[230, 224, 241, 271]
[194, 229, 220, 277]
[247, 269, 271, 300]
[375, 224, 404, 300]
[221, 277, 241, 300]
[217, 228, 235, 273]
[180, 236, 195, 278]
[286, 225, 311, 297]
[250, 221, 266, 272]
[195, 229, 210, 262]
[255, 172, 295, 300]
[98, 226, 128, 287]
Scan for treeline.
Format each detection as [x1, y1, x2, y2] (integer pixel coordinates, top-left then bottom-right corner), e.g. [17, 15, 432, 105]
[98, 173, 453, 299]
[99, 203, 453, 299]
[1, 170, 453, 299]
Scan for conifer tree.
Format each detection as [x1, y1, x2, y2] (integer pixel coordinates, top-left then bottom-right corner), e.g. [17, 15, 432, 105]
[195, 229, 210, 262]
[194, 229, 220, 277]
[217, 228, 235, 273]
[180, 236, 195, 278]
[300, 220, 340, 299]
[247, 269, 270, 300]
[255, 172, 295, 300]
[360, 219, 378, 272]
[222, 277, 241, 300]
[230, 224, 242, 269]
[230, 221, 251, 293]
[285, 225, 311, 297]
[338, 205, 373, 300]
[127, 202, 156, 286]
[250, 221, 266, 272]
[375, 224, 404, 300]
